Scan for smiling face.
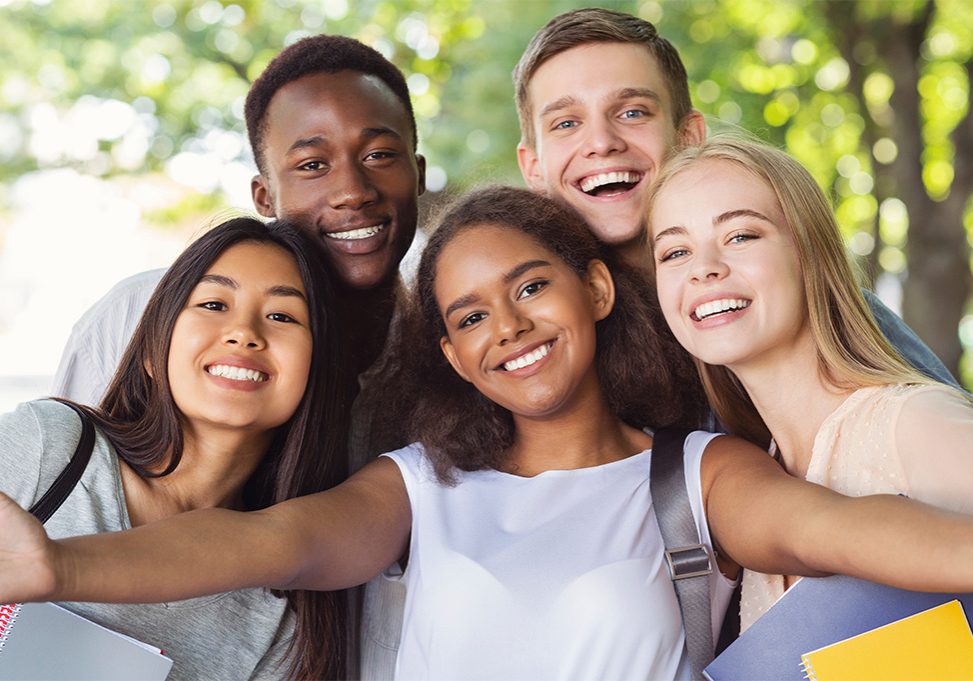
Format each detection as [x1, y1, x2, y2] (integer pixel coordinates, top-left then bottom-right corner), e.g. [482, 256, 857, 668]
[434, 224, 614, 419]
[650, 160, 812, 372]
[251, 70, 426, 291]
[167, 241, 313, 436]
[517, 42, 703, 259]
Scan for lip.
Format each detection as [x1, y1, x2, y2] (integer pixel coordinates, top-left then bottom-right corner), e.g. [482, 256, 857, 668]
[687, 293, 752, 326]
[318, 217, 392, 255]
[204, 356, 272, 392]
[494, 339, 556, 376]
[572, 166, 645, 201]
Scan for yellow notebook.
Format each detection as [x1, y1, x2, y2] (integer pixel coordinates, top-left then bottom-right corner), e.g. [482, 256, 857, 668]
[800, 599, 973, 681]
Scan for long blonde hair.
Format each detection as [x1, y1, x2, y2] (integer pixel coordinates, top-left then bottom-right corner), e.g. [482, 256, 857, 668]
[647, 137, 933, 446]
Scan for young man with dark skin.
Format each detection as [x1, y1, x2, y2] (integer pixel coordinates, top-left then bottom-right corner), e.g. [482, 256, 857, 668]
[52, 35, 421, 680]
[512, 7, 957, 388]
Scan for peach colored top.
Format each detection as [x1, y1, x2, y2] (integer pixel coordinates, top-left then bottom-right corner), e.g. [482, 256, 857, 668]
[740, 383, 973, 631]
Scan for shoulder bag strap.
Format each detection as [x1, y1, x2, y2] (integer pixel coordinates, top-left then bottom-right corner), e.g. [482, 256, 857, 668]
[28, 401, 96, 524]
[650, 427, 715, 681]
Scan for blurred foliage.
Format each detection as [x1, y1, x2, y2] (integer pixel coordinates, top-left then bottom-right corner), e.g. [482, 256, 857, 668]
[0, 0, 971, 385]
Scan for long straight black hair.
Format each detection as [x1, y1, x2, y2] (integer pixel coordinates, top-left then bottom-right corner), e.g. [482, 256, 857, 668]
[88, 216, 351, 680]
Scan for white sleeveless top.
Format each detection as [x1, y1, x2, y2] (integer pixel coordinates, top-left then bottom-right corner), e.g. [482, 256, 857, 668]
[383, 431, 735, 681]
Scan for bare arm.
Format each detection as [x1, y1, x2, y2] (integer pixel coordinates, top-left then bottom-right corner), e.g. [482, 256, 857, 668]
[0, 457, 410, 605]
[702, 435, 973, 591]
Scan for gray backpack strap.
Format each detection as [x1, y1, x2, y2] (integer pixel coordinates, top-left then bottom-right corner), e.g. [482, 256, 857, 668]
[650, 428, 714, 681]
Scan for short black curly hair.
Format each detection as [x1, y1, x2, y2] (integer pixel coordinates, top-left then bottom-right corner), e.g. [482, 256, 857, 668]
[244, 34, 417, 174]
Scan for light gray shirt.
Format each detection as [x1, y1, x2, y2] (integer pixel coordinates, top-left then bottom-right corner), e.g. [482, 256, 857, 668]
[0, 400, 294, 681]
[50, 269, 406, 680]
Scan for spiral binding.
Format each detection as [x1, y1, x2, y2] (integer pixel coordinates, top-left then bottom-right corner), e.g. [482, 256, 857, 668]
[0, 603, 22, 652]
[800, 654, 818, 681]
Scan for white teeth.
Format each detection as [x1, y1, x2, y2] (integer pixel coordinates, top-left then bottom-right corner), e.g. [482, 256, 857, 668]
[580, 171, 640, 194]
[693, 298, 751, 320]
[207, 364, 268, 382]
[325, 224, 386, 240]
[503, 343, 552, 371]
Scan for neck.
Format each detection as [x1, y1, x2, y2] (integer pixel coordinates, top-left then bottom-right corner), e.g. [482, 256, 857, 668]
[336, 278, 399, 377]
[120, 426, 273, 526]
[730, 339, 852, 477]
[504, 371, 650, 477]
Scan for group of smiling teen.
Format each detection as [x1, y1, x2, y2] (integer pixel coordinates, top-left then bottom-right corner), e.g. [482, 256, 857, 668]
[2, 8, 972, 681]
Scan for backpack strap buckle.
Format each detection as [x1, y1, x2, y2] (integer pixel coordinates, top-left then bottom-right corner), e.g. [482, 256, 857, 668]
[665, 544, 713, 581]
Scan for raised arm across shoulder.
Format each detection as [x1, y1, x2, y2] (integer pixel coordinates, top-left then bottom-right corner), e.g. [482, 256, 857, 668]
[51, 268, 166, 404]
[0, 457, 411, 605]
[702, 432, 973, 593]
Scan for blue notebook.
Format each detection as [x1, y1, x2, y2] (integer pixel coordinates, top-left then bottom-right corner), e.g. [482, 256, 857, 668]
[703, 575, 973, 681]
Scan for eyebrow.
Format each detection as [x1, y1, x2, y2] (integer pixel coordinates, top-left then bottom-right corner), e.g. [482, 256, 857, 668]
[653, 209, 774, 245]
[197, 275, 307, 301]
[538, 88, 662, 119]
[287, 127, 403, 154]
[442, 259, 552, 319]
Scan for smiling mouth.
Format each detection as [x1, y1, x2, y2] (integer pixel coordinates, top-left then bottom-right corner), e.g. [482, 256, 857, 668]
[207, 364, 269, 382]
[692, 298, 751, 321]
[500, 342, 554, 371]
[324, 223, 387, 241]
[579, 171, 642, 197]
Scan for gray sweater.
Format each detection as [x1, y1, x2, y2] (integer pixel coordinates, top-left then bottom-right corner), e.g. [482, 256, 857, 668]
[0, 400, 295, 680]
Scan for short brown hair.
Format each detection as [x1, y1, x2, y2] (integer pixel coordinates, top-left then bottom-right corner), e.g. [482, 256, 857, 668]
[513, 7, 693, 148]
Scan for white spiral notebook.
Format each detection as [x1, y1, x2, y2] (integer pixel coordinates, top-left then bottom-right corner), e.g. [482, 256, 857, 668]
[0, 602, 173, 680]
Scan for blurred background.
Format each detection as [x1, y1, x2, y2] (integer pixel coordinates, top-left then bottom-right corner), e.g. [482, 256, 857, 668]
[1, 0, 971, 411]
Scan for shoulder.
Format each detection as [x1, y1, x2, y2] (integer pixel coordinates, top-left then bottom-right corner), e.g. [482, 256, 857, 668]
[83, 268, 167, 321]
[0, 400, 80, 505]
[698, 432, 782, 500]
[0, 399, 80, 441]
[379, 442, 431, 481]
[893, 383, 973, 446]
[67, 268, 167, 338]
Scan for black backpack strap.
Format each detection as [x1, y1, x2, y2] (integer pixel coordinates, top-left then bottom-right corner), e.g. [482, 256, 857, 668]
[650, 427, 714, 681]
[28, 401, 95, 524]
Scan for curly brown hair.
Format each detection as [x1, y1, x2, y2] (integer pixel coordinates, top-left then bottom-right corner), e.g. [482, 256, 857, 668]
[403, 186, 708, 482]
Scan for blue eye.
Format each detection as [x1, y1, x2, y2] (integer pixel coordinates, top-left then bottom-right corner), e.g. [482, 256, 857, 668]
[621, 109, 647, 119]
[728, 232, 758, 245]
[554, 120, 577, 130]
[659, 248, 689, 263]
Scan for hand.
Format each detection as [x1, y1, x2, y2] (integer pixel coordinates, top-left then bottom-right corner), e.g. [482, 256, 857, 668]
[0, 492, 58, 603]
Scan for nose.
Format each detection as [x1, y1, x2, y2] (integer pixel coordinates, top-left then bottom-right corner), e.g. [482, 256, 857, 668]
[581, 117, 627, 157]
[495, 303, 532, 345]
[223, 315, 266, 350]
[690, 247, 730, 283]
[328, 161, 379, 210]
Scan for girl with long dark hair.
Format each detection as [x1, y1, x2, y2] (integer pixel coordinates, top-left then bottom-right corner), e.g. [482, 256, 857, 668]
[0, 217, 349, 680]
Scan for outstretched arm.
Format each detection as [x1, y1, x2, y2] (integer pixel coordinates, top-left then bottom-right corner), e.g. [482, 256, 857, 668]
[702, 436, 973, 591]
[0, 457, 410, 605]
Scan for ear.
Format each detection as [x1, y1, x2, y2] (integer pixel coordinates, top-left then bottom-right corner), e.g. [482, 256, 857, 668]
[585, 259, 616, 322]
[440, 336, 473, 383]
[251, 174, 276, 218]
[415, 153, 427, 197]
[517, 141, 547, 193]
[677, 109, 706, 148]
